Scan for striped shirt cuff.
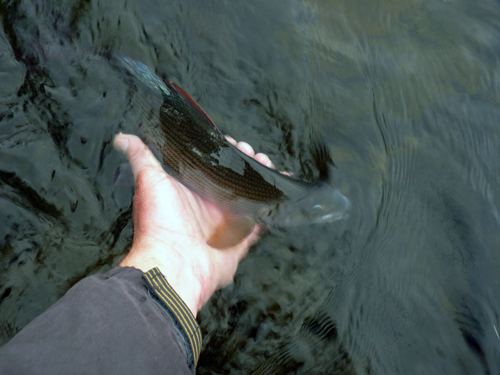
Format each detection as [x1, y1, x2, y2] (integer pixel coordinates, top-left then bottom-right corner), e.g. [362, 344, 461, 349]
[142, 268, 202, 369]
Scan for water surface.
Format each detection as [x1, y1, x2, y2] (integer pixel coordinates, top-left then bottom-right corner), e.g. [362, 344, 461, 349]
[1, 0, 500, 374]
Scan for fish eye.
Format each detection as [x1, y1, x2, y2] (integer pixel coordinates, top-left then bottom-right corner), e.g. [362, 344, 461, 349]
[309, 204, 325, 218]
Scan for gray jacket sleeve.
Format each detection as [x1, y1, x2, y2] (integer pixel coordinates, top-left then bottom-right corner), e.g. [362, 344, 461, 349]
[0, 266, 202, 375]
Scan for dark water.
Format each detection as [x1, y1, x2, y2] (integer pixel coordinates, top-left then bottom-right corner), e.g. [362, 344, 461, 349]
[1, 0, 500, 373]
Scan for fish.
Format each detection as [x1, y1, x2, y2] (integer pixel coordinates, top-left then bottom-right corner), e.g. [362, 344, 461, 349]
[113, 56, 350, 248]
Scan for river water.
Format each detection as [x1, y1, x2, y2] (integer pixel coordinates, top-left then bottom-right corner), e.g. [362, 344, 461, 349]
[1, 0, 500, 374]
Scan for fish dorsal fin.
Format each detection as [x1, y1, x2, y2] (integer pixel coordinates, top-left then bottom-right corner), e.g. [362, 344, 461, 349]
[207, 214, 256, 249]
[162, 79, 224, 135]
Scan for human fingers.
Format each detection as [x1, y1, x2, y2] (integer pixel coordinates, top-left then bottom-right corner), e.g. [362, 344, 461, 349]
[225, 135, 259, 159]
[114, 133, 163, 180]
[226, 135, 291, 175]
[254, 153, 274, 168]
[209, 224, 264, 290]
[236, 141, 255, 157]
[236, 224, 264, 260]
[223, 224, 263, 263]
[225, 135, 237, 146]
[254, 153, 291, 176]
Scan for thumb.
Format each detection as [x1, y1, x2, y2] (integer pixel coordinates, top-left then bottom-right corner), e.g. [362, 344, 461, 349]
[113, 133, 164, 180]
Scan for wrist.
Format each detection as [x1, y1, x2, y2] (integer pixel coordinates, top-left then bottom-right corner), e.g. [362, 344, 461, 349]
[120, 241, 204, 317]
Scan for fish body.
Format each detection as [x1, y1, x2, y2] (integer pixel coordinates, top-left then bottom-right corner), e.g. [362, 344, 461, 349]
[115, 57, 349, 244]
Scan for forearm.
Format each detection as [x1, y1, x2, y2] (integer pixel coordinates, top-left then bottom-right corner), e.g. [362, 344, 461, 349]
[0, 267, 201, 375]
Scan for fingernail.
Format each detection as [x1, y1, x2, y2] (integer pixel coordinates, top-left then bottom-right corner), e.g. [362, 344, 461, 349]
[113, 134, 129, 153]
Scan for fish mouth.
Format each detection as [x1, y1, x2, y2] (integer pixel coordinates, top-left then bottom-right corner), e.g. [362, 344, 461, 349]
[328, 190, 351, 221]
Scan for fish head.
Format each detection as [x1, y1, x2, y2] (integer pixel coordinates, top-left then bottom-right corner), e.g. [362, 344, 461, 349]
[260, 183, 350, 226]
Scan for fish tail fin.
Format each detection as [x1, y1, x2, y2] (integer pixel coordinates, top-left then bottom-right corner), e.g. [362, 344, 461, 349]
[109, 55, 171, 98]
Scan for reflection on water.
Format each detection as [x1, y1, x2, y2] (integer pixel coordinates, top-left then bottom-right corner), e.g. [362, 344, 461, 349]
[1, 0, 500, 373]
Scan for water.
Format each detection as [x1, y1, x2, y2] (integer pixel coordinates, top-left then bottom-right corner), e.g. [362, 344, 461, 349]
[1, 0, 500, 373]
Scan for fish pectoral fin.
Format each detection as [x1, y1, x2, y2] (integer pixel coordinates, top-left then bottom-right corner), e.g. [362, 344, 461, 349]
[207, 214, 256, 249]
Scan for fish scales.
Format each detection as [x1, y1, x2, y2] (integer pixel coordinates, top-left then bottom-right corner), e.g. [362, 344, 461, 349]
[158, 103, 285, 208]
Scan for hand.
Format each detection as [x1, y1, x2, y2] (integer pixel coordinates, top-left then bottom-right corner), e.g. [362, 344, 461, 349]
[113, 133, 273, 316]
